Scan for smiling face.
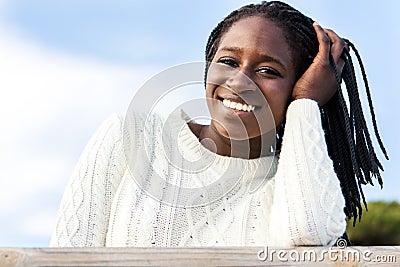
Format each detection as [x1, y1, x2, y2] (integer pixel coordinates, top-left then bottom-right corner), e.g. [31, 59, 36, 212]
[206, 16, 298, 140]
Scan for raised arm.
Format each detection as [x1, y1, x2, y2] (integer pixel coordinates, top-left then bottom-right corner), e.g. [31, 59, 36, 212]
[267, 23, 348, 246]
[50, 115, 126, 247]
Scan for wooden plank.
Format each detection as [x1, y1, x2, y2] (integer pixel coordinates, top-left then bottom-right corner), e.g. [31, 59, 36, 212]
[0, 247, 399, 267]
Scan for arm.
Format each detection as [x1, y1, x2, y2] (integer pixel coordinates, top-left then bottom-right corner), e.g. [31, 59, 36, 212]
[267, 99, 346, 246]
[267, 23, 348, 246]
[50, 114, 126, 247]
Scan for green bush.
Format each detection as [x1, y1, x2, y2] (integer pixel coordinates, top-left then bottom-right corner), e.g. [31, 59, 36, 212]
[346, 201, 400, 245]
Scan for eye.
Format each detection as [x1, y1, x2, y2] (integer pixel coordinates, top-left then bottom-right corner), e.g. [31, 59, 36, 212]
[217, 57, 239, 68]
[257, 67, 281, 77]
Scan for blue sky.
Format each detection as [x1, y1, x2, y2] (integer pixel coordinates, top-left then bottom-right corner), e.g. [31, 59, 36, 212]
[0, 0, 399, 247]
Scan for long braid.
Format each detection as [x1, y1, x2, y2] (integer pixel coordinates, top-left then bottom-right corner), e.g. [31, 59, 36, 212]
[347, 42, 389, 162]
[321, 101, 355, 218]
[204, 1, 388, 224]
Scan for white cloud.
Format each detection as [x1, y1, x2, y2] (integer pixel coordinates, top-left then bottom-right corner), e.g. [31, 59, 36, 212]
[18, 210, 59, 238]
[0, 25, 156, 245]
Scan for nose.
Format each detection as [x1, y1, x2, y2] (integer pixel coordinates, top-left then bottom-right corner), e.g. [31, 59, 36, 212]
[225, 67, 257, 94]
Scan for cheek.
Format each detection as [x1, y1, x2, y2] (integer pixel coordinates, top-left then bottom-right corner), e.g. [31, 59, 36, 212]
[205, 83, 219, 119]
[205, 83, 214, 98]
[205, 73, 216, 100]
[259, 82, 293, 125]
[206, 63, 238, 93]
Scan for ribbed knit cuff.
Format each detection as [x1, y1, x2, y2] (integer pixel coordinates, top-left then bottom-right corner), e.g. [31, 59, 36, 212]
[286, 98, 319, 120]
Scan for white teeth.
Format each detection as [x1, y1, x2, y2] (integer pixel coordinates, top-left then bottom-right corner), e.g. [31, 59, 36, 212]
[221, 98, 255, 112]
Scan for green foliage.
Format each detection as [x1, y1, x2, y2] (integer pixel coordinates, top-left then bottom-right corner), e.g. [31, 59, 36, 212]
[346, 201, 400, 245]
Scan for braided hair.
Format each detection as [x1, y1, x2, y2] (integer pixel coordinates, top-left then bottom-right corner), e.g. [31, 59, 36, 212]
[204, 1, 388, 225]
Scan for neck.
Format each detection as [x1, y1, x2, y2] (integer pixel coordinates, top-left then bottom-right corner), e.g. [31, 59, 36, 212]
[189, 123, 276, 159]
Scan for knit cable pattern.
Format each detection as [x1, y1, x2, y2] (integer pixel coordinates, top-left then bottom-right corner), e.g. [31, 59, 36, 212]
[51, 99, 346, 247]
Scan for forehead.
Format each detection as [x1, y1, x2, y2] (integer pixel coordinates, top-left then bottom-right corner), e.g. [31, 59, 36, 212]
[218, 16, 292, 63]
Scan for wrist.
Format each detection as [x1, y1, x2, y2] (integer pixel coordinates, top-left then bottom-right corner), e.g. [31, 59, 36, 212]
[287, 98, 319, 119]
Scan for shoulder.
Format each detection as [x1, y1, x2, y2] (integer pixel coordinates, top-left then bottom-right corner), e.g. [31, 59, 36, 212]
[87, 114, 124, 148]
[75, 114, 125, 168]
[92, 113, 124, 136]
[99, 113, 124, 132]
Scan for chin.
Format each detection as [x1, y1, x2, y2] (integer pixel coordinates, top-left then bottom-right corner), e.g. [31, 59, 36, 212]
[212, 120, 261, 141]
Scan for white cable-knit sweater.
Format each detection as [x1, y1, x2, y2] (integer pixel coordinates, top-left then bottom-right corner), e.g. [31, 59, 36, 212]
[50, 99, 346, 247]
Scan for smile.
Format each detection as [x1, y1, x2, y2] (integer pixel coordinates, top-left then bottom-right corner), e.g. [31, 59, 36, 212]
[221, 98, 255, 112]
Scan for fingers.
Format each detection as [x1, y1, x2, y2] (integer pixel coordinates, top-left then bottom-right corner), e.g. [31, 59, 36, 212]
[325, 29, 347, 72]
[313, 22, 348, 72]
[313, 22, 331, 63]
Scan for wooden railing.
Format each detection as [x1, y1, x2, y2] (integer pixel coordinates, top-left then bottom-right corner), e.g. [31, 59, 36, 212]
[1, 246, 399, 266]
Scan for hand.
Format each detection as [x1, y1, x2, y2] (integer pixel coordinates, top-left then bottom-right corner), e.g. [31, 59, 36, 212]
[292, 22, 347, 106]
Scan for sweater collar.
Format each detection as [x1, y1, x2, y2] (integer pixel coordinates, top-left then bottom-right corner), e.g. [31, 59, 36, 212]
[165, 109, 278, 184]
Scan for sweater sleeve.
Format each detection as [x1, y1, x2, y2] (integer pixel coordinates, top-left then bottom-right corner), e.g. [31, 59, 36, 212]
[267, 99, 346, 246]
[50, 114, 126, 247]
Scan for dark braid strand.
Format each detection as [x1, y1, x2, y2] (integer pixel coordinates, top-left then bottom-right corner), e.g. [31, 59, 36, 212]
[204, 1, 388, 224]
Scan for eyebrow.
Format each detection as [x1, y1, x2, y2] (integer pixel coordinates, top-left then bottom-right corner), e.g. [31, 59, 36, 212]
[218, 46, 287, 72]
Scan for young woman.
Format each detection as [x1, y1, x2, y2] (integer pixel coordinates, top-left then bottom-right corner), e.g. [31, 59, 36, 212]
[51, 1, 386, 247]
